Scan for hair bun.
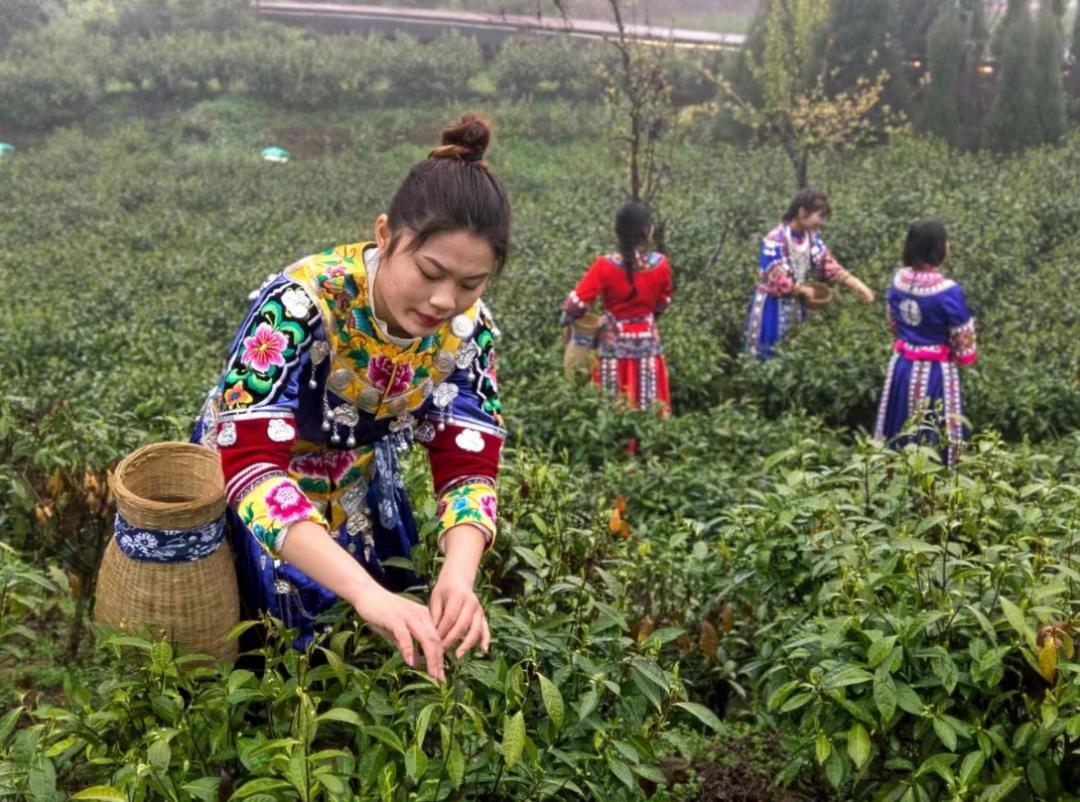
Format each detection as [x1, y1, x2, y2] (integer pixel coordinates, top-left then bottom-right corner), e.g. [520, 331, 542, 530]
[430, 113, 490, 164]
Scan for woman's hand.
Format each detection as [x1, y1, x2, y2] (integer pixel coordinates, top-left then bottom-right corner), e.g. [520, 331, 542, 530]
[431, 525, 491, 659]
[351, 586, 447, 680]
[853, 281, 876, 304]
[280, 519, 446, 679]
[839, 272, 875, 304]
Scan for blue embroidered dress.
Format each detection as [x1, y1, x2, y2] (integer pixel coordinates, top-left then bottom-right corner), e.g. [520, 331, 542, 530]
[743, 223, 844, 360]
[193, 242, 504, 647]
[873, 267, 977, 465]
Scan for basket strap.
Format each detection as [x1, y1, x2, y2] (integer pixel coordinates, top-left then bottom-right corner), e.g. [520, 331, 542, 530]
[114, 514, 227, 563]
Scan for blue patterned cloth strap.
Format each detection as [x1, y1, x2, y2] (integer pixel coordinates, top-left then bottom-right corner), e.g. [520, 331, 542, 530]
[373, 427, 412, 530]
[114, 514, 227, 563]
[569, 332, 598, 347]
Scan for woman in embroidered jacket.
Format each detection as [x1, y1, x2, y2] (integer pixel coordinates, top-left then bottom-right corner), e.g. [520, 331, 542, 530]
[193, 115, 509, 678]
[874, 220, 977, 465]
[744, 188, 875, 359]
[560, 201, 673, 413]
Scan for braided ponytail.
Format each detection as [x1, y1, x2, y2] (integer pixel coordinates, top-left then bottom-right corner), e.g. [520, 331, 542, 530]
[614, 201, 652, 300]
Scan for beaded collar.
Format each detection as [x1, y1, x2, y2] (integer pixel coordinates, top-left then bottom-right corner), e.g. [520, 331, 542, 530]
[287, 242, 482, 420]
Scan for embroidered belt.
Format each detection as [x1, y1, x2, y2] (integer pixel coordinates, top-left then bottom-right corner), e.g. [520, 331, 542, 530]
[605, 314, 656, 338]
[894, 340, 951, 362]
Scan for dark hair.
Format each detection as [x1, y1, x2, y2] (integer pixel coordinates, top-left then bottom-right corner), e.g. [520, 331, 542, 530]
[385, 113, 511, 275]
[614, 201, 652, 299]
[903, 219, 948, 269]
[783, 188, 831, 223]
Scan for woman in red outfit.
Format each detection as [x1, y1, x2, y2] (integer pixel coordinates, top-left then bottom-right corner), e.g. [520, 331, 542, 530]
[561, 202, 673, 413]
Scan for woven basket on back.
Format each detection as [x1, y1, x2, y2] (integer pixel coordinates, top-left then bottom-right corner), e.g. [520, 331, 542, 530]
[564, 312, 604, 379]
[95, 442, 239, 662]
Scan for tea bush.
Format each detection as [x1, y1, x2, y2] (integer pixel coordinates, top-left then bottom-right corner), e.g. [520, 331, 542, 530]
[2, 12, 1080, 797]
[0, 443, 721, 801]
[704, 437, 1080, 800]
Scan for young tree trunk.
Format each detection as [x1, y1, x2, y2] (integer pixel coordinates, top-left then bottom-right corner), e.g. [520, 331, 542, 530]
[797, 149, 809, 190]
[629, 110, 642, 201]
[782, 132, 810, 188]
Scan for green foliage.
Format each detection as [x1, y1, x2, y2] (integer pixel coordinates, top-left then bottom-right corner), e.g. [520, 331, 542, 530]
[0, 444, 699, 800]
[1033, 3, 1068, 145]
[0, 0, 58, 49]
[490, 36, 608, 102]
[736, 0, 1073, 155]
[723, 0, 899, 188]
[825, 0, 904, 107]
[737, 438, 1080, 799]
[923, 5, 965, 145]
[662, 49, 725, 107]
[0, 11, 485, 128]
[106, 0, 254, 38]
[0, 543, 62, 667]
[987, 3, 1040, 152]
[385, 32, 485, 103]
[1074, 4, 1080, 64]
[967, 0, 990, 56]
[0, 4, 710, 132]
[0, 15, 109, 129]
[991, 0, 1030, 59]
[1, 3, 1079, 796]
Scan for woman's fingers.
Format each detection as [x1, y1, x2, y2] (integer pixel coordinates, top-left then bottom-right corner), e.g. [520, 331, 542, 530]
[436, 593, 467, 639]
[430, 586, 445, 628]
[455, 608, 486, 658]
[390, 623, 416, 669]
[440, 595, 477, 648]
[480, 614, 491, 654]
[367, 596, 445, 679]
[407, 609, 446, 681]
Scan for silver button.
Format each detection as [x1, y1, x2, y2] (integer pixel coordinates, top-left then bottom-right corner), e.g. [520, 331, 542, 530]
[309, 340, 331, 365]
[434, 350, 456, 372]
[358, 387, 381, 411]
[451, 314, 475, 338]
[329, 367, 355, 393]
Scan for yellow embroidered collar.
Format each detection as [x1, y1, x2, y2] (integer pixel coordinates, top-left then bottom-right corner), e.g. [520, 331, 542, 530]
[287, 242, 480, 420]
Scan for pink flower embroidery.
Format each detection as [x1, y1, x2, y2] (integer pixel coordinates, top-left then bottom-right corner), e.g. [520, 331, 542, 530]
[265, 481, 314, 522]
[289, 450, 358, 483]
[325, 449, 358, 483]
[367, 355, 413, 396]
[241, 323, 288, 373]
[820, 252, 844, 282]
[289, 453, 324, 478]
[480, 494, 498, 523]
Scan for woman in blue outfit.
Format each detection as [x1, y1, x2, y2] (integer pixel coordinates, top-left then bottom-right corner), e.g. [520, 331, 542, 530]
[874, 220, 977, 465]
[192, 115, 509, 677]
[744, 189, 875, 359]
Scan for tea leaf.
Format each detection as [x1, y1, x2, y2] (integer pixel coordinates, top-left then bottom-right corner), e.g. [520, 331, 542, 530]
[503, 711, 526, 769]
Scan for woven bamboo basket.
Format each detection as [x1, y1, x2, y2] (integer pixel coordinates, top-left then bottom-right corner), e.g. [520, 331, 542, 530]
[95, 442, 239, 662]
[564, 313, 604, 379]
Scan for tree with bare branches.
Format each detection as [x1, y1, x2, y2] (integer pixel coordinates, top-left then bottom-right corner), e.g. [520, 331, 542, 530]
[553, 0, 679, 210]
[716, 0, 904, 189]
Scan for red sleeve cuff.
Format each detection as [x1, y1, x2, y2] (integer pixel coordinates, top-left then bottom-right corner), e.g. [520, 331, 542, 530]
[423, 423, 502, 495]
[217, 414, 296, 506]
